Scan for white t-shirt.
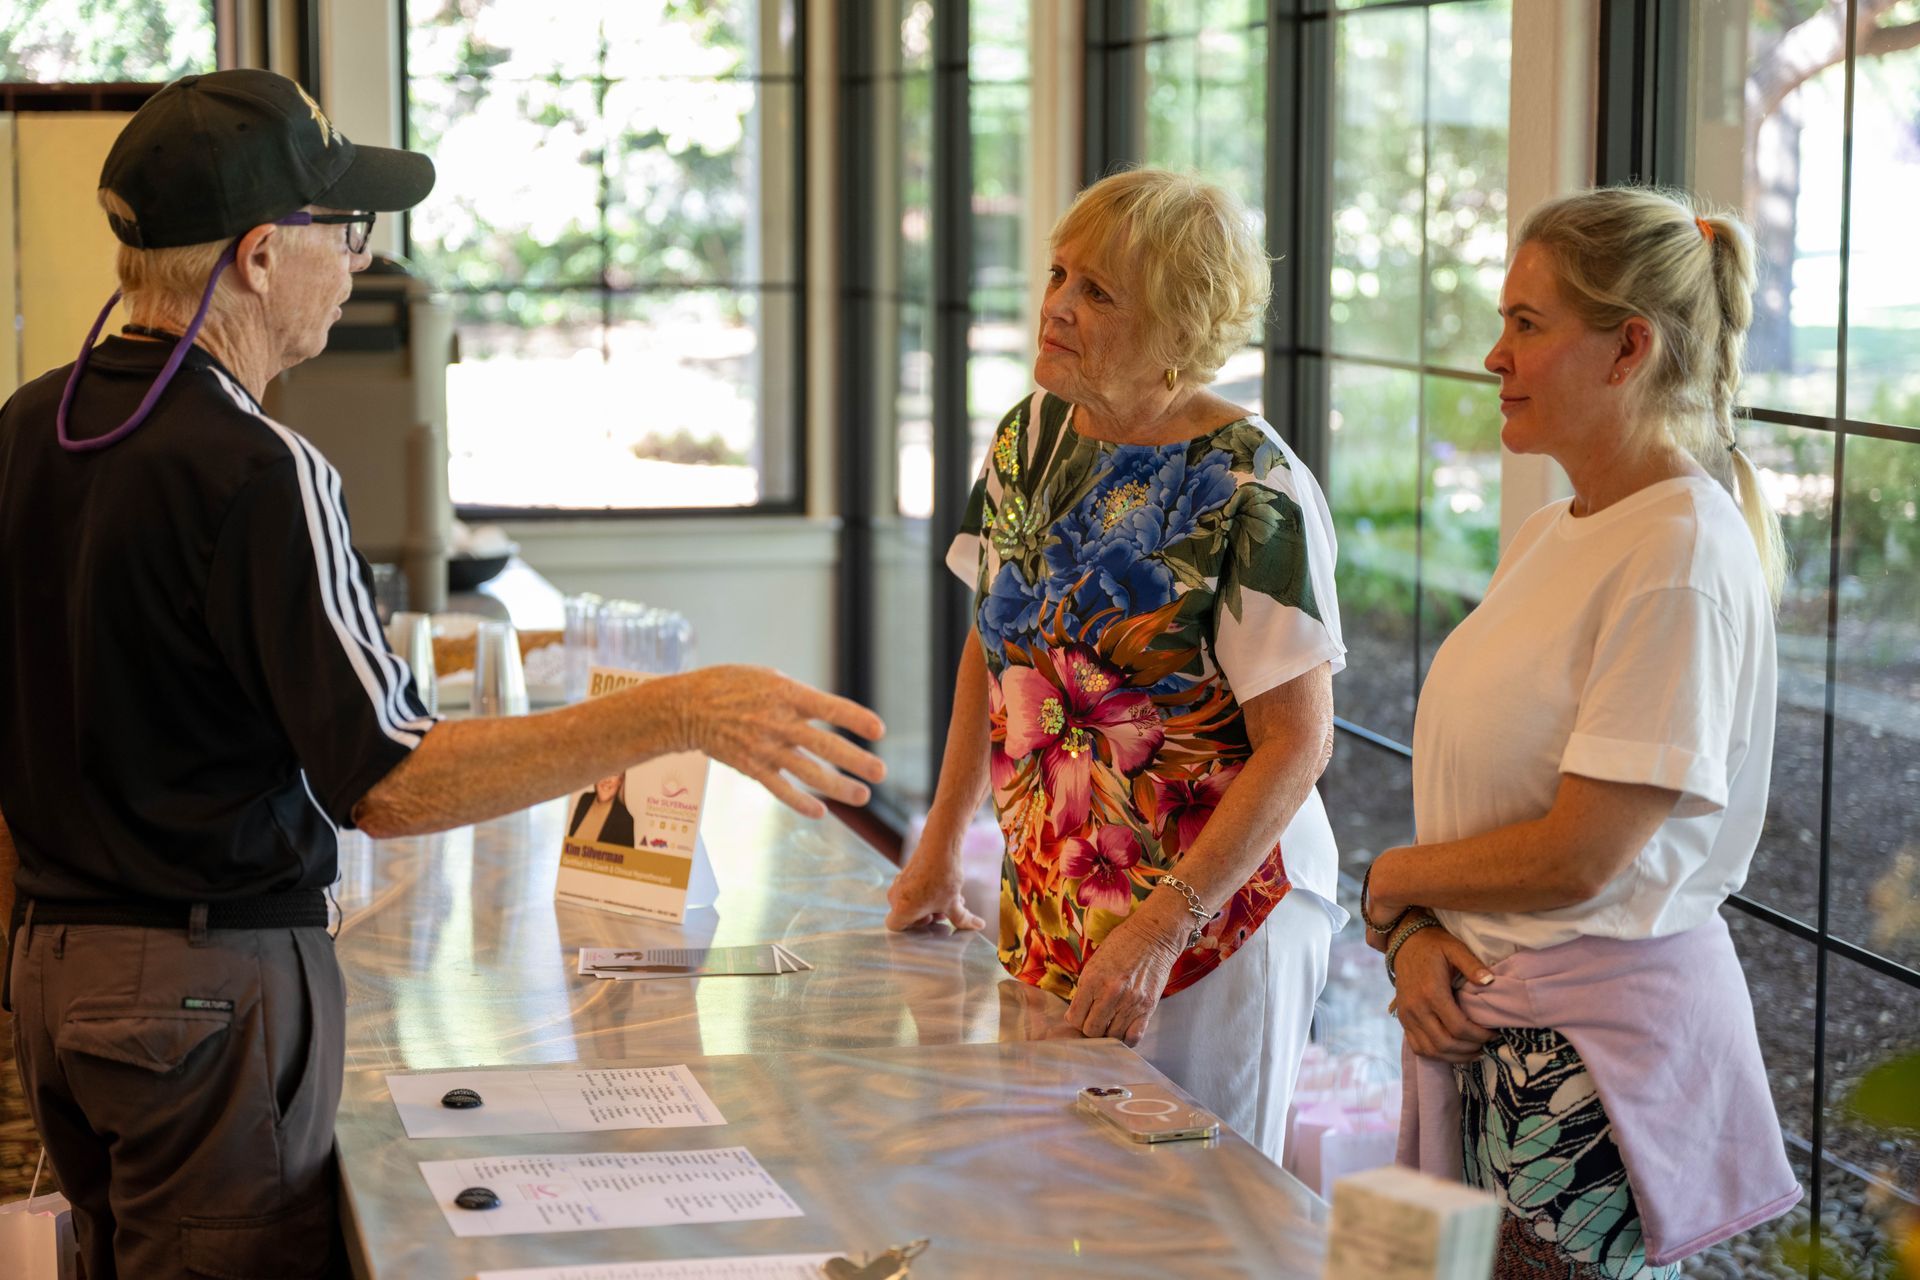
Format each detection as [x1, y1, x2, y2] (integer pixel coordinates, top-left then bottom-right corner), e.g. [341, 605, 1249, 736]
[1413, 476, 1777, 965]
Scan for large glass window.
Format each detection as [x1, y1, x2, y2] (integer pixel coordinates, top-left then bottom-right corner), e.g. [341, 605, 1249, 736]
[0, 0, 215, 83]
[850, 0, 938, 805]
[1667, 2, 1920, 1268]
[1138, 0, 1267, 415]
[846, 0, 1030, 814]
[403, 0, 802, 513]
[1319, 0, 1511, 861]
[1089, 0, 1512, 884]
[968, 0, 1031, 478]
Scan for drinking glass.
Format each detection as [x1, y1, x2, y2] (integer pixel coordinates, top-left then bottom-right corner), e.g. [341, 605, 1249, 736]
[386, 611, 438, 714]
[562, 592, 602, 701]
[472, 620, 528, 716]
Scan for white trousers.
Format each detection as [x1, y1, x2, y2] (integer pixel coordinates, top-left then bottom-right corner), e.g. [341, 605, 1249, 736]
[1134, 888, 1333, 1165]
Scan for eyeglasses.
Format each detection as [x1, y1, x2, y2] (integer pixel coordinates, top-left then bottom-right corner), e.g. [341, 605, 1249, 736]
[276, 210, 376, 254]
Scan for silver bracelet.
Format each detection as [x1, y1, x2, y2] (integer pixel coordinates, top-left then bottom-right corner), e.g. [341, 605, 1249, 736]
[1158, 873, 1220, 947]
[1384, 912, 1440, 985]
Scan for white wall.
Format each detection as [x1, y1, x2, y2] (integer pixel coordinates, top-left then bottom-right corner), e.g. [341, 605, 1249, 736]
[501, 517, 840, 690]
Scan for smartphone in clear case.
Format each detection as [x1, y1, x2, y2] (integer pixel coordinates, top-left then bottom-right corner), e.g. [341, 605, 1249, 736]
[1075, 1084, 1221, 1143]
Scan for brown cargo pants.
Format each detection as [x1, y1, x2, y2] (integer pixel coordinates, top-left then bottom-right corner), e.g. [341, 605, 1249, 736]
[8, 922, 344, 1280]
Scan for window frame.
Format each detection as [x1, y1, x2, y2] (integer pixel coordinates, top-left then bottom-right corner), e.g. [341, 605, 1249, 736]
[396, 0, 810, 522]
[1604, 0, 1920, 1255]
[0, 0, 229, 95]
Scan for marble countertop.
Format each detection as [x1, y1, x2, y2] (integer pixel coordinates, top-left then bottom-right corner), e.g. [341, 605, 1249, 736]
[331, 770, 1328, 1277]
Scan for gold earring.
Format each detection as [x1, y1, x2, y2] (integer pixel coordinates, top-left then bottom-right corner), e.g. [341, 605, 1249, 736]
[1165, 368, 1178, 391]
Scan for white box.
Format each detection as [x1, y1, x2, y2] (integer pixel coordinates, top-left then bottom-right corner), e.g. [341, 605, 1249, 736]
[1321, 1166, 1499, 1280]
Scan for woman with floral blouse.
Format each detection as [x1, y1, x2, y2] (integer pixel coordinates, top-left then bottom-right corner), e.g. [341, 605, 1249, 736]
[886, 168, 1349, 1160]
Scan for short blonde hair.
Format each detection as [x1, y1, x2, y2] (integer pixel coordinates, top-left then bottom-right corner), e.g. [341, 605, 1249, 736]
[1050, 168, 1269, 384]
[1518, 185, 1786, 602]
[98, 188, 240, 325]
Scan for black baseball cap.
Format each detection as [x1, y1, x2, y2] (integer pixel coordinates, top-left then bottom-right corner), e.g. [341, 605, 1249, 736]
[99, 69, 435, 249]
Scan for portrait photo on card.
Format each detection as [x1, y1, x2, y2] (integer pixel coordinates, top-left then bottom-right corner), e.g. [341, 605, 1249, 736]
[566, 770, 637, 847]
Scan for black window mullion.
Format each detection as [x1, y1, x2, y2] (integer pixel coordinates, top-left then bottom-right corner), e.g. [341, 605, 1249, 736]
[927, 0, 973, 794]
[1268, 3, 1333, 479]
[836, 2, 880, 709]
[1082, 0, 1142, 185]
[1807, 0, 1867, 1250]
[1596, 0, 1655, 185]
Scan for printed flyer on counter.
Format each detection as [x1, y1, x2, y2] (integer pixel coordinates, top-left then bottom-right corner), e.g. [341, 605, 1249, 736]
[420, 1148, 803, 1238]
[555, 667, 714, 922]
[388, 1065, 725, 1139]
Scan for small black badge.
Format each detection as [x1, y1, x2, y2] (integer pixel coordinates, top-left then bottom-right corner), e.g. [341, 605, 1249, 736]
[454, 1187, 500, 1211]
[441, 1088, 483, 1109]
[181, 997, 234, 1012]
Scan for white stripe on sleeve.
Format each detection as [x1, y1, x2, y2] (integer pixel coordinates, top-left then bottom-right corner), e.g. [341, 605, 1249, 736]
[213, 372, 433, 746]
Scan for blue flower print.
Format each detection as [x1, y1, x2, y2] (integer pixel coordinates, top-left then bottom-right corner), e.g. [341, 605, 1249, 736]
[978, 561, 1054, 657]
[1086, 538, 1177, 618]
[1041, 444, 1237, 624]
[1044, 446, 1167, 584]
[1157, 449, 1236, 547]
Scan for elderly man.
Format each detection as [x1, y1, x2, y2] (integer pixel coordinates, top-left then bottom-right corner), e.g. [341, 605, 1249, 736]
[0, 70, 883, 1280]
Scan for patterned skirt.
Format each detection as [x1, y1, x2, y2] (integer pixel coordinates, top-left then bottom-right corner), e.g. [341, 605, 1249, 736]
[1455, 1026, 1680, 1280]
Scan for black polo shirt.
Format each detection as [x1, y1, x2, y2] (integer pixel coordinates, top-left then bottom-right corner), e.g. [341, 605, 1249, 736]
[0, 336, 435, 904]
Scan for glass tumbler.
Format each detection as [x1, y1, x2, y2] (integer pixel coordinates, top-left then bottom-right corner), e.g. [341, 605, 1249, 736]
[386, 611, 438, 714]
[563, 592, 603, 701]
[472, 620, 529, 716]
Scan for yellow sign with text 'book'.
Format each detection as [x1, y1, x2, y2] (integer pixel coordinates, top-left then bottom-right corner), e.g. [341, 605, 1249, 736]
[555, 667, 716, 923]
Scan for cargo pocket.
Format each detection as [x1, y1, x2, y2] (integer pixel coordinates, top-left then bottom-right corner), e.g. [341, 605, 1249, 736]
[56, 1000, 231, 1074]
[180, 1195, 337, 1280]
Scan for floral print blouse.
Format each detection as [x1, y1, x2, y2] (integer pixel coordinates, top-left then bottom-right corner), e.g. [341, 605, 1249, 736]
[948, 392, 1346, 1001]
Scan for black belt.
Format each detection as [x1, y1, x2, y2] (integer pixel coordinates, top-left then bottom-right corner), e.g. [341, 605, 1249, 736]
[12, 889, 328, 932]
[2, 889, 328, 1014]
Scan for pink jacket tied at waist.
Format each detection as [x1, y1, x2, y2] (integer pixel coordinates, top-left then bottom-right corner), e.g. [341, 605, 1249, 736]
[1396, 913, 1801, 1266]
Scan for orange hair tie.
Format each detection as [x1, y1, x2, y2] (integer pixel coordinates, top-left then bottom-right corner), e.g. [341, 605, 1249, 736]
[1696, 216, 1715, 244]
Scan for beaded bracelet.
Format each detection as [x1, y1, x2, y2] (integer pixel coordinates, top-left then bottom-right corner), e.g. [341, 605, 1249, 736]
[1358, 862, 1409, 936]
[1158, 874, 1220, 947]
[1383, 911, 1440, 985]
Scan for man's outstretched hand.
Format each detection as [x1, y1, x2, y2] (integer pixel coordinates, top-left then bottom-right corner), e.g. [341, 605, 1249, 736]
[669, 666, 886, 818]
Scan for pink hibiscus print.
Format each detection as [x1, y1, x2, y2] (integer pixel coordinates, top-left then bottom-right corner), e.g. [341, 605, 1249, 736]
[986, 674, 1017, 797]
[1148, 762, 1243, 858]
[1060, 825, 1142, 913]
[999, 643, 1165, 836]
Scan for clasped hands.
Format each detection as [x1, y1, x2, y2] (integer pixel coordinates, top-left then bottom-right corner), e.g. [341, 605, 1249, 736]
[1365, 868, 1495, 1064]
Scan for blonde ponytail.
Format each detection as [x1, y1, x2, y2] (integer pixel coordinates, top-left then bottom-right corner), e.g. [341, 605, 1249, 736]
[1700, 211, 1788, 604]
[1517, 188, 1789, 606]
[1729, 443, 1788, 604]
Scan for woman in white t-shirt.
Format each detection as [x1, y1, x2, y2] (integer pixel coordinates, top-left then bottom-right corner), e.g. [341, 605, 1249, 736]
[1360, 188, 1798, 1276]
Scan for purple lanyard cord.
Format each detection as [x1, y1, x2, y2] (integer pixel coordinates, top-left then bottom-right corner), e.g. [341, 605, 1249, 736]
[55, 240, 239, 454]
